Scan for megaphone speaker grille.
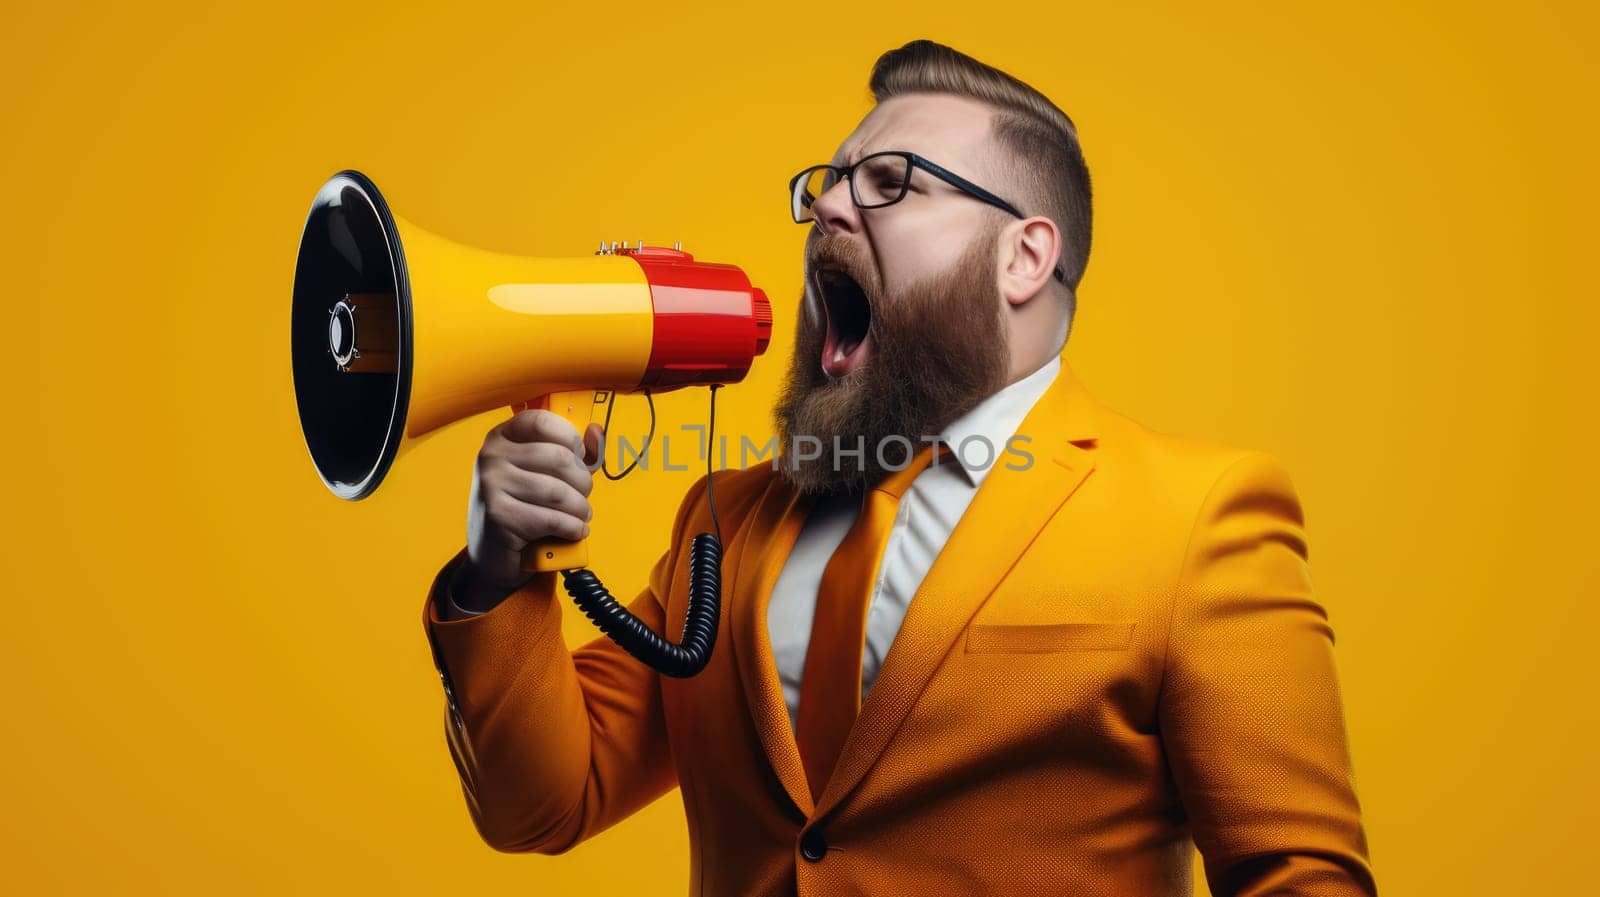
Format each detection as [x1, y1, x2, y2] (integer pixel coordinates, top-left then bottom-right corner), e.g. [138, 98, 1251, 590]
[291, 171, 413, 500]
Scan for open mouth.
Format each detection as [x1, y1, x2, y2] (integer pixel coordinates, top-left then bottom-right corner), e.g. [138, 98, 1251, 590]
[813, 266, 874, 378]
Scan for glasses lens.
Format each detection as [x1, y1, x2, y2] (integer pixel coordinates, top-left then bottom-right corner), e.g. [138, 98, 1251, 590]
[852, 154, 910, 208]
[793, 166, 840, 223]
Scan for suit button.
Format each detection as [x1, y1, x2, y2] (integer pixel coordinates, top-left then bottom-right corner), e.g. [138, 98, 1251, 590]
[799, 829, 827, 862]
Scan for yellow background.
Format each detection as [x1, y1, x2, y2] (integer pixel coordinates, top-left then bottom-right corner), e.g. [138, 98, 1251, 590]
[4, 1, 1595, 893]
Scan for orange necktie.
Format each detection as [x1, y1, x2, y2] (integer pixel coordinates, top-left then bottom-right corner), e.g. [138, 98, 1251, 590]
[795, 443, 950, 802]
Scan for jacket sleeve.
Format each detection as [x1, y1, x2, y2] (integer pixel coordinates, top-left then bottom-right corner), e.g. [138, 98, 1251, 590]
[420, 474, 709, 854]
[1157, 452, 1378, 896]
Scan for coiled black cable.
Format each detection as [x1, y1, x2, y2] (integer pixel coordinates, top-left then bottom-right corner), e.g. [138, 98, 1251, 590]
[561, 533, 721, 678]
[559, 385, 725, 678]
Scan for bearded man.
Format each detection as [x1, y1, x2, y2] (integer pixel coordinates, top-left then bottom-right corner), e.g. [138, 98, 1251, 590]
[421, 39, 1378, 897]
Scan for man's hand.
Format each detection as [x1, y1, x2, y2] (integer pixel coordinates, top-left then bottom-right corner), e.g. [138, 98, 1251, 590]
[455, 411, 604, 613]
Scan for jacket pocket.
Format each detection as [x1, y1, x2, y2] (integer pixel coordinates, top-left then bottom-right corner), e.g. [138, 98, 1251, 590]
[964, 621, 1135, 653]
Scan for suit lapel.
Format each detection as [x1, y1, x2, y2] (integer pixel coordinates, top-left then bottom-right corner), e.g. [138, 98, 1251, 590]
[813, 361, 1103, 818]
[728, 474, 817, 816]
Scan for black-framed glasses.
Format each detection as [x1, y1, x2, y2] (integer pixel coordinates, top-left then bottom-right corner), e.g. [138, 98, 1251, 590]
[789, 150, 1067, 284]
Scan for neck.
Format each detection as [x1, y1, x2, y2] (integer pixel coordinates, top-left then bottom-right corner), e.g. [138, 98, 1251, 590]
[1006, 348, 1061, 386]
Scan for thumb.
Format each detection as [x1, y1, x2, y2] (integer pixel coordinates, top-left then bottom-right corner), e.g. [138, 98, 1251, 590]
[582, 422, 604, 468]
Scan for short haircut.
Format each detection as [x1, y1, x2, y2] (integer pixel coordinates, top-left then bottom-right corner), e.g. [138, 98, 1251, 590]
[868, 39, 1093, 303]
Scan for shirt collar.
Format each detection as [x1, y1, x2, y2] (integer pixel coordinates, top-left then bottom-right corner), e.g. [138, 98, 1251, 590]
[937, 355, 1063, 489]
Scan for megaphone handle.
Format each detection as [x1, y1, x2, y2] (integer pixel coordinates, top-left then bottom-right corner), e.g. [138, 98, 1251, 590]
[514, 389, 599, 574]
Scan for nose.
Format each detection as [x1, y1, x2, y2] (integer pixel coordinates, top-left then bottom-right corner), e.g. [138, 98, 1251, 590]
[809, 176, 862, 235]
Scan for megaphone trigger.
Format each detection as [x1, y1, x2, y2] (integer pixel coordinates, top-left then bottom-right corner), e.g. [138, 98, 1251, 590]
[510, 388, 600, 435]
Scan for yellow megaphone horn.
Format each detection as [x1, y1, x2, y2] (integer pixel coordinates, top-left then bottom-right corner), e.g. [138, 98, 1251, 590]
[291, 170, 774, 676]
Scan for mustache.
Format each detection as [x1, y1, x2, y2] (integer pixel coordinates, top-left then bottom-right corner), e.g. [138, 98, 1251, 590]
[805, 234, 882, 310]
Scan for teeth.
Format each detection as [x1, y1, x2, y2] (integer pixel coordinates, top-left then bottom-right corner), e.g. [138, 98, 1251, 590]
[831, 337, 861, 369]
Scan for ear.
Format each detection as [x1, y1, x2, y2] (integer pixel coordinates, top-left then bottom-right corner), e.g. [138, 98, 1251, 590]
[997, 217, 1062, 307]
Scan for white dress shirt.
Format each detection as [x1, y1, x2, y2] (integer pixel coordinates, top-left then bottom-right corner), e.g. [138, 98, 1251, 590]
[766, 355, 1061, 733]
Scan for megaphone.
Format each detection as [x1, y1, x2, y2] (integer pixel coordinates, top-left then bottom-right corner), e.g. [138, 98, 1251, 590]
[292, 170, 774, 676]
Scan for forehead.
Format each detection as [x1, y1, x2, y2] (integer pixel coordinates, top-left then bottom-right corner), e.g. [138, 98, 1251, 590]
[831, 93, 997, 177]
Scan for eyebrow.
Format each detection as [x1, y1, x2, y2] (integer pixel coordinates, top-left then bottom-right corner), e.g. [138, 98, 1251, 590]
[831, 142, 877, 168]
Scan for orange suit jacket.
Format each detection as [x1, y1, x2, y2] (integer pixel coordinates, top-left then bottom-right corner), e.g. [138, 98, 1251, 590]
[422, 361, 1378, 896]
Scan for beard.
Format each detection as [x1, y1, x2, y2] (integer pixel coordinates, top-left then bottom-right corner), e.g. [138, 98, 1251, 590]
[772, 218, 1010, 497]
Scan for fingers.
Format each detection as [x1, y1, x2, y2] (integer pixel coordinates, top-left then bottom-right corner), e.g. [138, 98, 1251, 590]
[488, 434, 594, 497]
[495, 470, 593, 524]
[475, 409, 600, 552]
[483, 493, 590, 547]
[501, 409, 585, 451]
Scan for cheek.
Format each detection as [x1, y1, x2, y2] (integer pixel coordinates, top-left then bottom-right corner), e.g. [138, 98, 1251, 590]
[877, 211, 984, 291]
[876, 234, 941, 296]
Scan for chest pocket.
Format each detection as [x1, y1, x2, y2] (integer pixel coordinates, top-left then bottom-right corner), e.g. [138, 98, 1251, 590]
[964, 621, 1136, 653]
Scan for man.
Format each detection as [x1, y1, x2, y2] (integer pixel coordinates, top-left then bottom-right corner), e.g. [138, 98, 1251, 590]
[422, 39, 1378, 897]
